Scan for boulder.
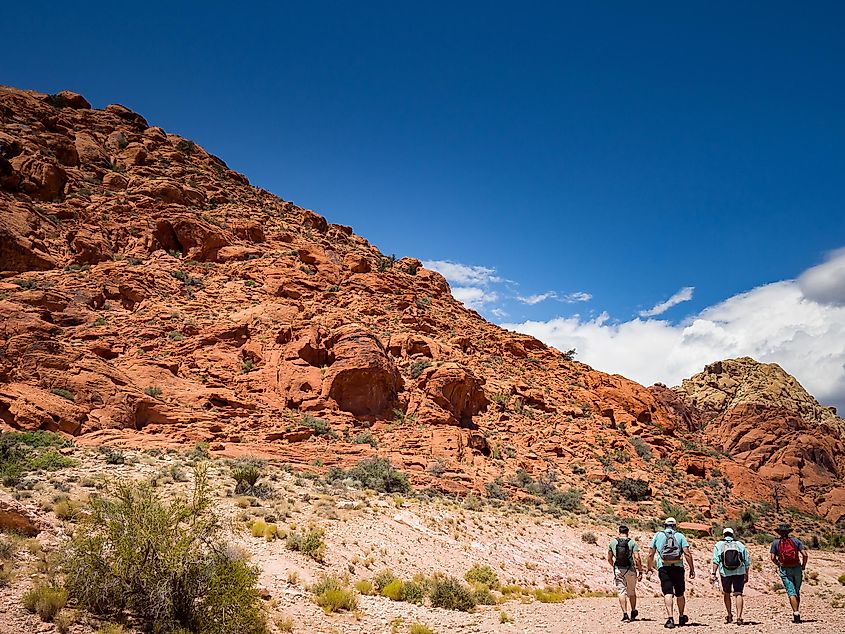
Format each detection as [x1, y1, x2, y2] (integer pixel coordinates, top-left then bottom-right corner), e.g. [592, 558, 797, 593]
[0, 491, 47, 536]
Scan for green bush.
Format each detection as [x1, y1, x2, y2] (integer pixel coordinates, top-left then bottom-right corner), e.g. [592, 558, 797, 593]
[464, 564, 500, 590]
[581, 532, 598, 544]
[144, 386, 162, 398]
[838, 573, 845, 585]
[629, 436, 653, 461]
[429, 577, 476, 612]
[410, 359, 432, 378]
[381, 578, 404, 601]
[472, 586, 497, 605]
[51, 388, 75, 402]
[372, 569, 398, 592]
[286, 527, 325, 562]
[659, 500, 691, 523]
[410, 624, 434, 634]
[0, 431, 74, 485]
[353, 431, 377, 447]
[312, 576, 358, 613]
[347, 457, 411, 493]
[402, 580, 425, 604]
[22, 585, 67, 622]
[301, 414, 331, 436]
[614, 477, 652, 502]
[232, 463, 262, 493]
[63, 464, 267, 633]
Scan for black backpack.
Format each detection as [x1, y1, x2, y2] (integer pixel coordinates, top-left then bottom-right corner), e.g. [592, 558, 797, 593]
[721, 540, 742, 570]
[614, 538, 633, 568]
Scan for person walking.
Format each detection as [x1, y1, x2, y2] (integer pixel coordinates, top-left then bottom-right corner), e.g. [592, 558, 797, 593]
[710, 527, 751, 624]
[770, 523, 809, 623]
[647, 517, 695, 629]
[607, 524, 644, 622]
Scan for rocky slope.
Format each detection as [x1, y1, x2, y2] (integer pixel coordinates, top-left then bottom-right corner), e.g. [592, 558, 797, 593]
[1, 84, 843, 523]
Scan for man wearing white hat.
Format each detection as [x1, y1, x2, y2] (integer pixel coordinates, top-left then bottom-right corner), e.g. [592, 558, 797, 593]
[647, 517, 695, 629]
[711, 527, 751, 624]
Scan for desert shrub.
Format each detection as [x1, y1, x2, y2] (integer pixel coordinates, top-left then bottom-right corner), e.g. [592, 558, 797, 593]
[614, 477, 652, 501]
[0, 563, 13, 587]
[285, 527, 325, 562]
[167, 330, 184, 341]
[659, 500, 691, 523]
[63, 464, 266, 633]
[409, 359, 432, 378]
[54, 499, 80, 521]
[410, 624, 434, 634]
[429, 577, 476, 612]
[347, 457, 411, 493]
[353, 431, 377, 447]
[301, 414, 331, 436]
[311, 576, 357, 613]
[53, 609, 76, 633]
[545, 487, 583, 512]
[232, 462, 263, 495]
[629, 436, 653, 461]
[838, 573, 845, 585]
[464, 564, 499, 590]
[354, 579, 374, 595]
[22, 585, 67, 622]
[402, 579, 425, 604]
[97, 625, 125, 634]
[499, 611, 512, 623]
[0, 536, 16, 560]
[581, 532, 598, 544]
[533, 586, 571, 603]
[484, 480, 510, 500]
[144, 386, 162, 398]
[381, 578, 404, 601]
[51, 388, 75, 402]
[0, 431, 74, 484]
[373, 569, 398, 592]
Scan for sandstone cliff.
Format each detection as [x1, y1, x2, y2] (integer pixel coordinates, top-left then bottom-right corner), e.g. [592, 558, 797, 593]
[1, 85, 842, 523]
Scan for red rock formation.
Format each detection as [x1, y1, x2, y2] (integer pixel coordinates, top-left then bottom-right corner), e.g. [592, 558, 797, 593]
[1, 85, 842, 524]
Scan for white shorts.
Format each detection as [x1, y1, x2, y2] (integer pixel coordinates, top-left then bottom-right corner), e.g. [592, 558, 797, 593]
[614, 568, 638, 597]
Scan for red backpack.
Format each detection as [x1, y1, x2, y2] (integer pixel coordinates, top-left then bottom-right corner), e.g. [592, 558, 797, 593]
[777, 537, 801, 567]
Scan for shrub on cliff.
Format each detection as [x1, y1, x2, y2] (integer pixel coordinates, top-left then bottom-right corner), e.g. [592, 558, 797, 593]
[345, 457, 411, 493]
[614, 477, 652, 502]
[63, 464, 267, 633]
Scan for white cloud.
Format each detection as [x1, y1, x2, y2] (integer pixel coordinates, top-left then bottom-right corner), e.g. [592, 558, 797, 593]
[502, 260, 845, 411]
[422, 260, 502, 286]
[517, 290, 593, 305]
[452, 286, 499, 310]
[564, 291, 593, 303]
[798, 247, 845, 306]
[639, 286, 695, 317]
[518, 291, 559, 305]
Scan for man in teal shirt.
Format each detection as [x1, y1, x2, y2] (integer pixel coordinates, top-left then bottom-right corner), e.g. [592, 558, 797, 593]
[648, 517, 695, 629]
[710, 527, 751, 624]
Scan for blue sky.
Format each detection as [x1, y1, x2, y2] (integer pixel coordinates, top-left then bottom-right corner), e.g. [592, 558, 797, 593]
[4, 2, 845, 406]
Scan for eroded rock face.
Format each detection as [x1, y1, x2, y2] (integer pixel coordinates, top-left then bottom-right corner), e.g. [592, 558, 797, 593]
[664, 357, 845, 521]
[1, 84, 843, 524]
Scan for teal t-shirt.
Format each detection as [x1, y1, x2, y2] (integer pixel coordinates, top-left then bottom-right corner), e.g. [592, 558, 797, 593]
[650, 530, 690, 568]
[608, 537, 639, 569]
[712, 537, 751, 576]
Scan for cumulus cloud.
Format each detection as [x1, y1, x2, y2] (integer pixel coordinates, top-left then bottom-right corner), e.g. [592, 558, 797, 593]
[517, 291, 593, 305]
[452, 286, 499, 310]
[502, 270, 845, 412]
[639, 286, 695, 317]
[565, 291, 593, 303]
[798, 247, 845, 306]
[422, 260, 502, 286]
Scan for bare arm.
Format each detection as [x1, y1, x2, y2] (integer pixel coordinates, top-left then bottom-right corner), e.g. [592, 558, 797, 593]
[801, 547, 809, 570]
[607, 549, 615, 568]
[647, 547, 656, 572]
[634, 550, 644, 573]
[684, 548, 695, 578]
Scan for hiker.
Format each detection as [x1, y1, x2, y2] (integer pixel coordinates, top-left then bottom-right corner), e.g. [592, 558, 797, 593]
[710, 527, 751, 624]
[607, 524, 644, 622]
[647, 517, 695, 629]
[770, 523, 809, 623]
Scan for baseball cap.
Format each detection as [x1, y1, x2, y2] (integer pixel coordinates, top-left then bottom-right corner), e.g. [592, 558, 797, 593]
[723, 527, 734, 535]
[664, 517, 677, 525]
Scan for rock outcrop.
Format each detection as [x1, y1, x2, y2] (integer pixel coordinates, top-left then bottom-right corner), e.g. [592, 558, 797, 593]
[1, 85, 843, 525]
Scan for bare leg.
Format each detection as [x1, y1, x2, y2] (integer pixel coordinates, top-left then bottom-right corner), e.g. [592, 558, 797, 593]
[664, 594, 675, 618]
[723, 592, 732, 616]
[789, 595, 799, 612]
[618, 594, 627, 613]
[677, 595, 686, 618]
[630, 593, 637, 612]
[735, 594, 744, 621]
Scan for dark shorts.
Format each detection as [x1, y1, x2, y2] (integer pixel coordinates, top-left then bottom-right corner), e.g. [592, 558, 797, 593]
[720, 574, 746, 594]
[658, 566, 686, 597]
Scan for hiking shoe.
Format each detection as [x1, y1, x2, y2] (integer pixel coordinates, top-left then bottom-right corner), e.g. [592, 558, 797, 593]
[679, 615, 689, 626]
[665, 617, 676, 629]
[725, 614, 733, 624]
[631, 609, 639, 621]
[793, 613, 801, 624]
[736, 618, 744, 625]
[622, 613, 630, 622]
